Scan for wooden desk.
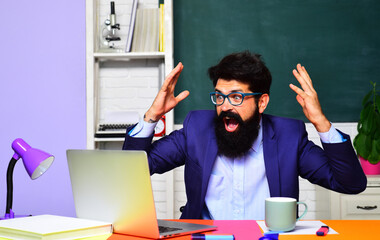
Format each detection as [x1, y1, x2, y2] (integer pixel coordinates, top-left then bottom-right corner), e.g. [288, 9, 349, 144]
[108, 219, 380, 240]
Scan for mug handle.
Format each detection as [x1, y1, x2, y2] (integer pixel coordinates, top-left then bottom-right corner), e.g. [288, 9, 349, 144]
[296, 201, 308, 221]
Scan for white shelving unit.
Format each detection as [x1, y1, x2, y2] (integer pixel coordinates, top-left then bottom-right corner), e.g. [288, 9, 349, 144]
[86, 0, 174, 149]
[86, 0, 175, 218]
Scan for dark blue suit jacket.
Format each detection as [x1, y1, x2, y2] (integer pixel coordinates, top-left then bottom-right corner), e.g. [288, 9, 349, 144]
[123, 110, 367, 219]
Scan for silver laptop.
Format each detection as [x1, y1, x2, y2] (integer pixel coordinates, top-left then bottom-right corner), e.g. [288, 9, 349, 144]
[66, 149, 217, 239]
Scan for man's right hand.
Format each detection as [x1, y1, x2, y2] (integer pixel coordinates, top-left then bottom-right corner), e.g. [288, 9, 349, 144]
[144, 62, 190, 123]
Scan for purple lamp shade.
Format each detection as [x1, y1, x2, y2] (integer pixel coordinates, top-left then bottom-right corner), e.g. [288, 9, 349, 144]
[11, 138, 54, 180]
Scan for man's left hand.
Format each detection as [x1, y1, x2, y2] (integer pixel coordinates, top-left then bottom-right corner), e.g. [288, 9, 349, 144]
[290, 64, 331, 133]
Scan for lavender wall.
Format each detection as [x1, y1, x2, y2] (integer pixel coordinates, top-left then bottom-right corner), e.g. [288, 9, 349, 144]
[0, 0, 86, 217]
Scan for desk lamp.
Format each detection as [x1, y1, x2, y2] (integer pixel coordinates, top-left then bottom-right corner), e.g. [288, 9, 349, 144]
[1, 138, 54, 219]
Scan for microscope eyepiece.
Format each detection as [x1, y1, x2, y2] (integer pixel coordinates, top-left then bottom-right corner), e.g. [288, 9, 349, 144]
[110, 2, 115, 15]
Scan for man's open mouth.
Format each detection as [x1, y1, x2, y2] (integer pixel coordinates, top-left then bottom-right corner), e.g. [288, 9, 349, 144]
[223, 116, 239, 132]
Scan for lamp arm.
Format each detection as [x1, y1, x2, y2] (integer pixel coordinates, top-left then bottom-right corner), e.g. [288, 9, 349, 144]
[6, 157, 18, 214]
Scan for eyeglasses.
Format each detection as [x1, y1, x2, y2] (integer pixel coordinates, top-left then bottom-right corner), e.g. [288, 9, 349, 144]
[210, 92, 262, 106]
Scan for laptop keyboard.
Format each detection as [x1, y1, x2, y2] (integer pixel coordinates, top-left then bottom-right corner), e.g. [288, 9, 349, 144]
[158, 225, 182, 233]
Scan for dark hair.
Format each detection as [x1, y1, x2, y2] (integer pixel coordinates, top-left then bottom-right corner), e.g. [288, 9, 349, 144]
[208, 51, 272, 95]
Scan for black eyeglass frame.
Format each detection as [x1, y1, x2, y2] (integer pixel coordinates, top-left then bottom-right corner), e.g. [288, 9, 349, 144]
[210, 92, 263, 106]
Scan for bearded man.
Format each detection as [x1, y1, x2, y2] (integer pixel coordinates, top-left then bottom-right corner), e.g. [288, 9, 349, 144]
[123, 51, 366, 220]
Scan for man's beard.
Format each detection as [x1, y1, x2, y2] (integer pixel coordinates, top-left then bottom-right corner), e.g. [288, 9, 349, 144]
[214, 108, 261, 158]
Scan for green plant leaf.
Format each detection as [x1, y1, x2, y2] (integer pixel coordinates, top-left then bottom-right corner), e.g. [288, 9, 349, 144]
[360, 103, 371, 124]
[376, 136, 380, 152]
[369, 108, 377, 136]
[368, 139, 380, 164]
[362, 90, 372, 106]
[361, 106, 374, 135]
[357, 120, 363, 132]
[354, 134, 371, 159]
[374, 111, 380, 138]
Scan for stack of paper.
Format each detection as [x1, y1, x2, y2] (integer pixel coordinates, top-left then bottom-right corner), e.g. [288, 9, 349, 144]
[256, 220, 338, 235]
[0, 215, 112, 240]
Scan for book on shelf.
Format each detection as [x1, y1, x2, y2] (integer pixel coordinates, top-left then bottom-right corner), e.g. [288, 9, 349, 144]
[159, 3, 164, 52]
[146, 8, 159, 52]
[131, 8, 143, 52]
[0, 214, 112, 240]
[131, 8, 160, 52]
[125, 0, 138, 52]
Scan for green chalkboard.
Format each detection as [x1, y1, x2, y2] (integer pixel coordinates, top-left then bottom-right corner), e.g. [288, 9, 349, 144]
[173, 0, 380, 124]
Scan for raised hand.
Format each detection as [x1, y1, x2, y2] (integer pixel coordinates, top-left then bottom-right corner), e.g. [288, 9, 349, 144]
[289, 64, 331, 132]
[144, 62, 190, 122]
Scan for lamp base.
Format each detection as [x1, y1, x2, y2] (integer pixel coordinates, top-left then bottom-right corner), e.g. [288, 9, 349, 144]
[0, 209, 31, 220]
[1, 209, 14, 219]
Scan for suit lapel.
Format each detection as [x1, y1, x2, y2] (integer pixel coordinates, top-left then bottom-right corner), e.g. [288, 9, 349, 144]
[262, 114, 281, 197]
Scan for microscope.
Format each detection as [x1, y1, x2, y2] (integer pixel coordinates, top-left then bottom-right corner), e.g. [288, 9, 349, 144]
[100, 1, 122, 51]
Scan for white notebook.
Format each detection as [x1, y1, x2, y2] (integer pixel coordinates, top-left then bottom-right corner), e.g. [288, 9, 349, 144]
[0, 214, 112, 240]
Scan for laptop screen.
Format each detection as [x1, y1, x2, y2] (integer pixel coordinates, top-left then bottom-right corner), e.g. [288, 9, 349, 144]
[67, 150, 160, 237]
